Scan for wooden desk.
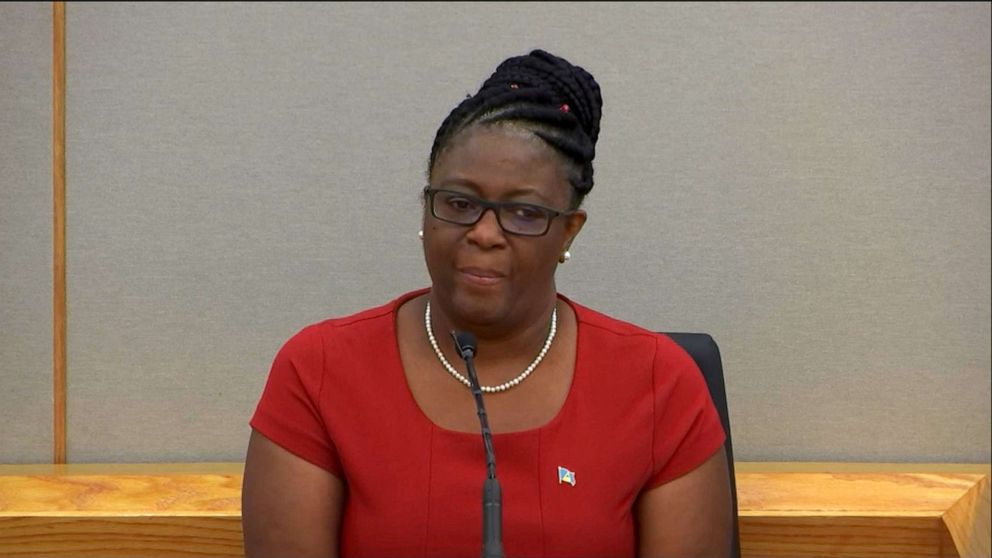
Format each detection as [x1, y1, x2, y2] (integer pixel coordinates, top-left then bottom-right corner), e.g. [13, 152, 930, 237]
[735, 462, 990, 558]
[0, 462, 988, 557]
[0, 463, 243, 558]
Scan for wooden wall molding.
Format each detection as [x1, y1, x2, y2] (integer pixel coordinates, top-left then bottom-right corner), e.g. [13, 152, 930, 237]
[51, 1, 67, 465]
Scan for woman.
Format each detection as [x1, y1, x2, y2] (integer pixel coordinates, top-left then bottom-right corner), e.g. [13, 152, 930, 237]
[243, 49, 732, 557]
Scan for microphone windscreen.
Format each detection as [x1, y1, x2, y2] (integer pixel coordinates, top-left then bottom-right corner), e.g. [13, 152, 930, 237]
[450, 330, 477, 359]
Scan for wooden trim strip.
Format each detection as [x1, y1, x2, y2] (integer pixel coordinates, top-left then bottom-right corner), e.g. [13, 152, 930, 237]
[52, 1, 67, 465]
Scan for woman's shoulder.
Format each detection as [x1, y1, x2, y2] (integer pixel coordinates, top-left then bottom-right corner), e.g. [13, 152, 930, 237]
[282, 288, 427, 349]
[562, 294, 691, 360]
[564, 294, 656, 337]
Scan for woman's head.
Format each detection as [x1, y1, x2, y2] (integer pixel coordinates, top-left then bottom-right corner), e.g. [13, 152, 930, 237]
[428, 49, 603, 210]
[422, 50, 603, 331]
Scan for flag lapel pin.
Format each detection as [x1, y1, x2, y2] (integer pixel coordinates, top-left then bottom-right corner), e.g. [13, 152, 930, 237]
[557, 466, 576, 486]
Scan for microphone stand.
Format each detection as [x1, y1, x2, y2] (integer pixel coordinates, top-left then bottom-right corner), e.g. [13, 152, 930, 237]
[451, 331, 504, 558]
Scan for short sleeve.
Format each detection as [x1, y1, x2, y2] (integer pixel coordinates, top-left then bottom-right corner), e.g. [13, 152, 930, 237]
[249, 324, 343, 476]
[646, 335, 726, 487]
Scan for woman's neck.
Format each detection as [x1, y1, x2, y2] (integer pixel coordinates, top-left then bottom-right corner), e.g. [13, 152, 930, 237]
[425, 291, 559, 373]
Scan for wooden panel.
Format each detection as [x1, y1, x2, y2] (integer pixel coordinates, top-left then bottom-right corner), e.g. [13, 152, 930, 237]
[0, 463, 988, 558]
[0, 465, 242, 558]
[0, 517, 242, 558]
[736, 465, 989, 558]
[740, 516, 957, 558]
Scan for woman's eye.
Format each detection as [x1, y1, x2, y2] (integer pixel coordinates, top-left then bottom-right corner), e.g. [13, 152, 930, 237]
[510, 205, 545, 221]
[446, 197, 476, 211]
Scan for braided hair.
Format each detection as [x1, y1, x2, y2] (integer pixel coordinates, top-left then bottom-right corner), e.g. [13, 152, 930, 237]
[428, 49, 603, 209]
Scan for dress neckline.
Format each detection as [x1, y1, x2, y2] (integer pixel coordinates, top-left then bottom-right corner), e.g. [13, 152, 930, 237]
[387, 288, 583, 438]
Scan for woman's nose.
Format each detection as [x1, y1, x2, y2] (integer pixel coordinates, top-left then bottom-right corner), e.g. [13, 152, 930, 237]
[465, 208, 506, 247]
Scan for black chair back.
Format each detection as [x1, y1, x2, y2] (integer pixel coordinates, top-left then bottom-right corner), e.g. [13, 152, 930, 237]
[663, 332, 740, 558]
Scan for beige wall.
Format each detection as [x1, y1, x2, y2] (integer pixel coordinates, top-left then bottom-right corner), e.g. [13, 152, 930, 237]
[2, 2, 989, 463]
[0, 2, 53, 463]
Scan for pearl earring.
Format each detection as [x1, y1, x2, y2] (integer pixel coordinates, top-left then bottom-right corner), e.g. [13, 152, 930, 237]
[560, 250, 571, 263]
[418, 230, 424, 239]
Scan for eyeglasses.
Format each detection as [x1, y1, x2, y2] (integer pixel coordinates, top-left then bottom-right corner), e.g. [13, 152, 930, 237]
[424, 187, 571, 237]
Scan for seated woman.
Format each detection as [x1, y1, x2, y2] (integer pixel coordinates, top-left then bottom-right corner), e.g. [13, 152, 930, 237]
[242, 49, 732, 558]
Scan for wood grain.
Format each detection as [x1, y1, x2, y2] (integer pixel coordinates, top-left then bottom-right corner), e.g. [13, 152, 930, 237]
[51, 0, 67, 466]
[737, 471, 984, 515]
[0, 467, 242, 557]
[0, 517, 242, 558]
[0, 463, 987, 558]
[736, 470, 987, 558]
[942, 473, 990, 558]
[740, 516, 958, 558]
[0, 472, 242, 513]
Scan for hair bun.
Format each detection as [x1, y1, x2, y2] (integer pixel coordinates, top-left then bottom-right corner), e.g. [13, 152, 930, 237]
[429, 49, 604, 203]
[481, 49, 603, 147]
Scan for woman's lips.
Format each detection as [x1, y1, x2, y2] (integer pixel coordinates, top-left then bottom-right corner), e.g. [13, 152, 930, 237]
[458, 267, 505, 286]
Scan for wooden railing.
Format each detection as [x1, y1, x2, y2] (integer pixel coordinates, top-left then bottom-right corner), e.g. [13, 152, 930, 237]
[0, 462, 988, 557]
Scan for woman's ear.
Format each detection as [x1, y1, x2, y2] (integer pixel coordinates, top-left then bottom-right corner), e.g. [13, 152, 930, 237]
[562, 210, 587, 252]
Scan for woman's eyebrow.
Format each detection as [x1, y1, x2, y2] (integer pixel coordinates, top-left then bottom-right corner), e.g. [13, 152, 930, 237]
[502, 187, 555, 205]
[437, 179, 556, 205]
[437, 178, 481, 193]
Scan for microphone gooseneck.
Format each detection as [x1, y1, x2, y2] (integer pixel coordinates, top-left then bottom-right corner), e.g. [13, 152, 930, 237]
[450, 330, 504, 558]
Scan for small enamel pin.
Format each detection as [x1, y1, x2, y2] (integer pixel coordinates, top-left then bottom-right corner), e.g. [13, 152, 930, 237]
[557, 466, 576, 486]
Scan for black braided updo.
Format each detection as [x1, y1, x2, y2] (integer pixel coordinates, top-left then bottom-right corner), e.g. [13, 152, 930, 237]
[428, 49, 603, 209]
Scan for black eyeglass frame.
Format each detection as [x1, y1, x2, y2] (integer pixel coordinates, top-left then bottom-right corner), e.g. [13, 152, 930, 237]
[423, 186, 574, 237]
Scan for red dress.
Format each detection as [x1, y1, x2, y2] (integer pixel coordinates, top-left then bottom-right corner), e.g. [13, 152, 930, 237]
[250, 289, 725, 557]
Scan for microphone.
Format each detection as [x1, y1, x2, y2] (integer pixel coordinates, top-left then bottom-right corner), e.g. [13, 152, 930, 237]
[450, 330, 503, 558]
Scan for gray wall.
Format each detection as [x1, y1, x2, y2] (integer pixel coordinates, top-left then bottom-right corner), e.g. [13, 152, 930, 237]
[0, 2, 53, 464]
[2, 2, 989, 464]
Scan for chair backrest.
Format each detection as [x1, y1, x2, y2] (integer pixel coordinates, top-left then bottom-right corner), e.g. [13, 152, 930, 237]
[662, 332, 740, 558]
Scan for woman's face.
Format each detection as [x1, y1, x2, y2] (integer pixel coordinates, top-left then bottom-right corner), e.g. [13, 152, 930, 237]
[424, 124, 586, 330]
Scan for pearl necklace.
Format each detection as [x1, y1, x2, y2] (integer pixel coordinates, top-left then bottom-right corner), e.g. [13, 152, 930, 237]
[425, 300, 557, 393]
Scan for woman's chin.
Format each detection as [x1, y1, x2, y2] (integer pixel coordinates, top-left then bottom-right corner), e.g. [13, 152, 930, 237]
[447, 290, 509, 329]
